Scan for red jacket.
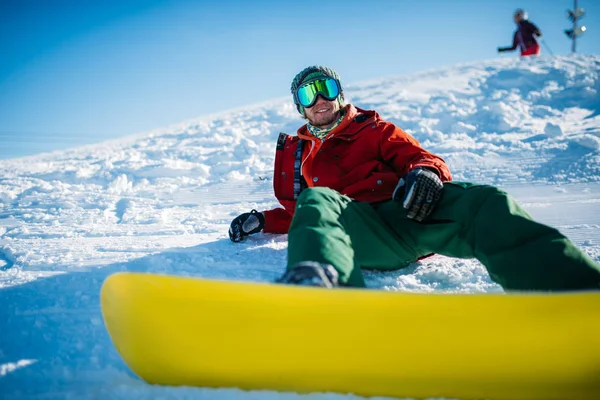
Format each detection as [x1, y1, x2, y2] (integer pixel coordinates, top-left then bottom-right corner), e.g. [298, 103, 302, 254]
[263, 104, 452, 233]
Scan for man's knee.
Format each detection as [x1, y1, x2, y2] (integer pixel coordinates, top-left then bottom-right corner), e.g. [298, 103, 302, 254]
[471, 185, 529, 219]
[293, 188, 353, 225]
[297, 187, 347, 207]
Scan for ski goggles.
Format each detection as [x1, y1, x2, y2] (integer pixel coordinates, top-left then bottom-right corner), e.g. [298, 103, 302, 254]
[295, 78, 341, 108]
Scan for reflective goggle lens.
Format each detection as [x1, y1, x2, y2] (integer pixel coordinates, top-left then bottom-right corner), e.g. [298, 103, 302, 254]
[297, 78, 340, 107]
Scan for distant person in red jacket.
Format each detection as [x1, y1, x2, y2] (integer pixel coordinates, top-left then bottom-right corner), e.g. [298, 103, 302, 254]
[228, 65, 600, 291]
[498, 9, 542, 56]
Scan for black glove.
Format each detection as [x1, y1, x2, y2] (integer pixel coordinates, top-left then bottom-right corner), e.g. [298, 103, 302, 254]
[393, 168, 443, 222]
[229, 209, 265, 242]
[497, 47, 505, 53]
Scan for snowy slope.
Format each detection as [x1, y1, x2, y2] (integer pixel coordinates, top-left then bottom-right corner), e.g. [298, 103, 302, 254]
[1, 54, 599, 399]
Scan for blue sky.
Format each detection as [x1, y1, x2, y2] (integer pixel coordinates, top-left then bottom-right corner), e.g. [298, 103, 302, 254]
[1, 0, 598, 159]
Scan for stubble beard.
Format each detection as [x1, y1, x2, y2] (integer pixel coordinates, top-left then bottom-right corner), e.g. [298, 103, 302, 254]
[307, 110, 341, 129]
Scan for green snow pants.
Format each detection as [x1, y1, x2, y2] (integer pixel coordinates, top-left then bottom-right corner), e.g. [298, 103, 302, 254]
[287, 183, 600, 291]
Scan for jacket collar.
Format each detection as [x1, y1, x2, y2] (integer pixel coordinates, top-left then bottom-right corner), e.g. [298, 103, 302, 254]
[296, 104, 378, 141]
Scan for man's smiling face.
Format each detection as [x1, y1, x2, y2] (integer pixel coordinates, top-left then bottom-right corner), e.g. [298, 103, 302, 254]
[304, 95, 341, 129]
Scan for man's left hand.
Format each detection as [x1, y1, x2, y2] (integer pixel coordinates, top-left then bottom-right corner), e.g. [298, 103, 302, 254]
[228, 209, 265, 242]
[393, 168, 444, 222]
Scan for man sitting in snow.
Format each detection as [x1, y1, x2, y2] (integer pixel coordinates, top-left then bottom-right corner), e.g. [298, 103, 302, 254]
[229, 65, 600, 291]
[497, 9, 542, 57]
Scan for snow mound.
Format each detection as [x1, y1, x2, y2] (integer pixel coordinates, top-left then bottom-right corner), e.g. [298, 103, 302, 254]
[1, 55, 600, 400]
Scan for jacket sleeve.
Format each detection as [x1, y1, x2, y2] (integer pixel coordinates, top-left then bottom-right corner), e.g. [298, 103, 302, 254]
[498, 31, 518, 52]
[509, 31, 519, 50]
[379, 123, 452, 182]
[263, 201, 294, 234]
[528, 21, 541, 37]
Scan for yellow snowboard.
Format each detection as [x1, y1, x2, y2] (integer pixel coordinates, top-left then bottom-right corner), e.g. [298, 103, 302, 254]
[100, 272, 600, 400]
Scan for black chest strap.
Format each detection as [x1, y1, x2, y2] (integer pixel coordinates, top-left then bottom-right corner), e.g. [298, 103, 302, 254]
[293, 139, 307, 200]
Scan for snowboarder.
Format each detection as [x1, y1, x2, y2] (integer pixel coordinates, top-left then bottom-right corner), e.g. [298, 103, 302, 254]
[498, 9, 542, 57]
[229, 65, 600, 291]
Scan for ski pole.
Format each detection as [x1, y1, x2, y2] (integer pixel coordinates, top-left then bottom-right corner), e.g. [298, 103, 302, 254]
[541, 38, 554, 55]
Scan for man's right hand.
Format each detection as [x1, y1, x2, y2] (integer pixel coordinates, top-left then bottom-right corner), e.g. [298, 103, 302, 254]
[229, 209, 265, 242]
[393, 168, 443, 222]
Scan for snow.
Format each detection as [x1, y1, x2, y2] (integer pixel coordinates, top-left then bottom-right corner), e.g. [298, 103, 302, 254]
[1, 54, 599, 399]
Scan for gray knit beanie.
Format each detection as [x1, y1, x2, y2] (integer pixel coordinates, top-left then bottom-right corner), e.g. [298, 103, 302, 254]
[290, 65, 345, 116]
